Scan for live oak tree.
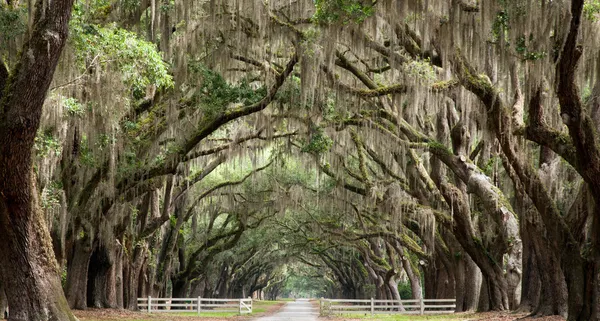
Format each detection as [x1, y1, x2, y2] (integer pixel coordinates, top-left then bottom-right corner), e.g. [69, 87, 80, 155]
[5, 0, 600, 320]
[0, 0, 76, 320]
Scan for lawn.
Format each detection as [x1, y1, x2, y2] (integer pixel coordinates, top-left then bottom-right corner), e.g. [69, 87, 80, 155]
[324, 312, 483, 320]
[325, 311, 566, 321]
[75, 300, 286, 321]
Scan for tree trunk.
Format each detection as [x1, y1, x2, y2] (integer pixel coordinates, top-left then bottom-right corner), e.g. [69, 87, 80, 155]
[172, 278, 189, 298]
[0, 283, 7, 319]
[527, 216, 567, 317]
[462, 254, 481, 311]
[115, 245, 124, 309]
[0, 178, 77, 321]
[454, 255, 465, 310]
[400, 250, 422, 300]
[87, 244, 116, 308]
[0, 1, 75, 320]
[65, 236, 93, 309]
[124, 245, 146, 310]
[517, 224, 540, 313]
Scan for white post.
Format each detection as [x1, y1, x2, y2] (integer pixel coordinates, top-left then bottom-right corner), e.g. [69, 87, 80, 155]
[419, 297, 424, 315]
[319, 298, 323, 315]
[370, 297, 374, 315]
[248, 297, 252, 313]
[147, 296, 152, 313]
[239, 299, 243, 315]
[197, 297, 201, 315]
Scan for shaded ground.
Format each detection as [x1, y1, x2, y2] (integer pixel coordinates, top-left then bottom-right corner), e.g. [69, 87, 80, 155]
[75, 306, 567, 321]
[324, 311, 567, 321]
[75, 301, 285, 321]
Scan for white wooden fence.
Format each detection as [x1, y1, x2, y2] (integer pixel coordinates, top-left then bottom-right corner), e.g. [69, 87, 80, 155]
[137, 297, 252, 315]
[320, 297, 456, 316]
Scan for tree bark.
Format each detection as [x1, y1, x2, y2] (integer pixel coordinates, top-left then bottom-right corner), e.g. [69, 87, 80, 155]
[0, 0, 75, 320]
[0, 283, 7, 319]
[517, 218, 540, 313]
[0, 176, 77, 321]
[462, 253, 481, 311]
[115, 245, 124, 309]
[65, 236, 93, 309]
[87, 244, 117, 308]
[124, 245, 146, 310]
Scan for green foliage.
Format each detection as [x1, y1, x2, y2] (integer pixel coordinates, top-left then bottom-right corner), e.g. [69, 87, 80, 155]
[582, 83, 593, 104]
[189, 62, 266, 118]
[515, 36, 527, 54]
[61, 266, 68, 288]
[514, 34, 546, 61]
[79, 135, 96, 166]
[70, 4, 173, 96]
[301, 128, 333, 155]
[313, 0, 376, 25]
[404, 58, 436, 83]
[491, 11, 509, 43]
[483, 156, 501, 177]
[281, 268, 328, 298]
[0, 5, 26, 50]
[584, 0, 600, 21]
[397, 281, 413, 299]
[276, 76, 303, 108]
[41, 181, 63, 210]
[121, 0, 141, 12]
[34, 130, 62, 157]
[63, 97, 86, 117]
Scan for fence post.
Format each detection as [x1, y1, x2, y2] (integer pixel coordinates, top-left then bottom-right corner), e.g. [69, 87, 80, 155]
[248, 297, 252, 313]
[197, 297, 201, 315]
[319, 298, 323, 315]
[370, 297, 374, 315]
[239, 298, 242, 315]
[147, 296, 151, 313]
[419, 297, 424, 315]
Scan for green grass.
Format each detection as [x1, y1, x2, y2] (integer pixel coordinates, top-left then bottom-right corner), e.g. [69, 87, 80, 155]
[77, 300, 288, 321]
[329, 313, 480, 320]
[170, 299, 285, 316]
[278, 298, 297, 302]
[252, 300, 285, 313]
[174, 311, 241, 317]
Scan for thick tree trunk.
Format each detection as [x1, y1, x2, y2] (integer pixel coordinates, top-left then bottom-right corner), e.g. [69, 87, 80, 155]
[454, 255, 466, 311]
[527, 217, 568, 317]
[0, 179, 77, 321]
[517, 220, 540, 313]
[87, 244, 117, 308]
[0, 283, 7, 319]
[65, 236, 93, 309]
[478, 276, 490, 312]
[0, 1, 75, 320]
[124, 245, 146, 310]
[437, 183, 509, 311]
[462, 254, 481, 311]
[172, 278, 189, 298]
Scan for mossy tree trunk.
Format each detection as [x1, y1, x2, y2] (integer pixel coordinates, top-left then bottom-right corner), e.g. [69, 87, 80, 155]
[0, 0, 75, 320]
[65, 235, 93, 309]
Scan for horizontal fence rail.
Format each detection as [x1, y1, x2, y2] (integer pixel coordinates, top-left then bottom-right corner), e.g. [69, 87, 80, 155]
[137, 297, 252, 315]
[320, 297, 456, 316]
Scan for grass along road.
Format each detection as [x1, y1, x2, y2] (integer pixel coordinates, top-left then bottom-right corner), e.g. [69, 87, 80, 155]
[75, 300, 285, 321]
